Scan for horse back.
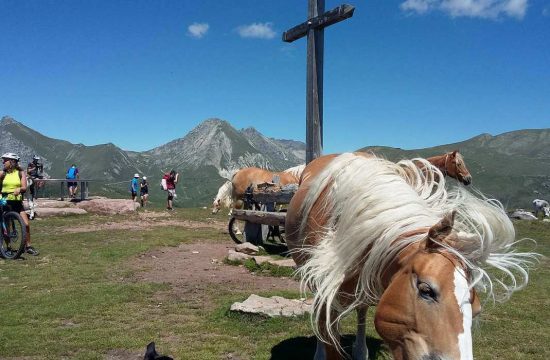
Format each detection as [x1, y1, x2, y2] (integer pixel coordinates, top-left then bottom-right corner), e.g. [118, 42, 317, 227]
[285, 155, 346, 266]
[231, 167, 275, 199]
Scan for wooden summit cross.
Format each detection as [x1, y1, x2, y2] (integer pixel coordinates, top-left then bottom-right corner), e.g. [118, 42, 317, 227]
[283, 1, 354, 164]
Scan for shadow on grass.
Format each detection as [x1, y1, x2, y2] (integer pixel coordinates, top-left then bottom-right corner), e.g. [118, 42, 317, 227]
[270, 335, 385, 360]
[261, 241, 290, 256]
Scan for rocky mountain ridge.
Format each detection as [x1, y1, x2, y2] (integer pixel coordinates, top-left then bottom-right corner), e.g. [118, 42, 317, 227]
[2, 115, 548, 208]
[0, 116, 305, 207]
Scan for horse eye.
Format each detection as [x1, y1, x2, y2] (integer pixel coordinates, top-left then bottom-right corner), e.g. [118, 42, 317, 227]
[417, 282, 437, 301]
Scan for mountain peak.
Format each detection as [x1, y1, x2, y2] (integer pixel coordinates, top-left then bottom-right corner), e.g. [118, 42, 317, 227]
[241, 127, 260, 135]
[1, 116, 19, 126]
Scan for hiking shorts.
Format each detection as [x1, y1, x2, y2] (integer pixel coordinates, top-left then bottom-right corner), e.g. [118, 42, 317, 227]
[67, 181, 77, 188]
[167, 189, 176, 200]
[6, 200, 24, 213]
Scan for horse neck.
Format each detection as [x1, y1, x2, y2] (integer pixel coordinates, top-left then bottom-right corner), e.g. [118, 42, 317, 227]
[426, 154, 447, 172]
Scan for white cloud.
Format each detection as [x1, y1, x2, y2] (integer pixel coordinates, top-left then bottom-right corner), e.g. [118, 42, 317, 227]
[187, 23, 209, 39]
[400, 0, 528, 19]
[400, 0, 438, 14]
[236, 22, 276, 39]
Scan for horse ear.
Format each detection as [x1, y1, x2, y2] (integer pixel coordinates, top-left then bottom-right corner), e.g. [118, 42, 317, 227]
[426, 211, 456, 250]
[451, 150, 458, 156]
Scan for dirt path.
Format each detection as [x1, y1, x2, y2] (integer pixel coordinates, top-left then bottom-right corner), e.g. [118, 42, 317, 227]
[129, 241, 299, 299]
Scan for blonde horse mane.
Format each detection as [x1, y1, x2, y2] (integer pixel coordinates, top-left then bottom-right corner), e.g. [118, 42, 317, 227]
[283, 164, 306, 179]
[296, 153, 539, 345]
[213, 181, 233, 208]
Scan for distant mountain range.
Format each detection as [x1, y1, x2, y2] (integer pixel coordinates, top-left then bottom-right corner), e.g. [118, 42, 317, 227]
[1, 115, 548, 209]
[0, 116, 305, 207]
[358, 129, 550, 209]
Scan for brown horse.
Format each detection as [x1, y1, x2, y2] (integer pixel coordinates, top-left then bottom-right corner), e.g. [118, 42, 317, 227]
[300, 151, 471, 187]
[286, 152, 537, 360]
[230, 165, 304, 207]
[426, 150, 472, 185]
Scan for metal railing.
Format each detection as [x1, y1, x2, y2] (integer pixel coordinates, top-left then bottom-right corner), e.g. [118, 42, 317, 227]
[33, 179, 95, 201]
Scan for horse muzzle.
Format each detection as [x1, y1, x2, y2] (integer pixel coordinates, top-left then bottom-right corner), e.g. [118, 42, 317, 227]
[460, 175, 472, 186]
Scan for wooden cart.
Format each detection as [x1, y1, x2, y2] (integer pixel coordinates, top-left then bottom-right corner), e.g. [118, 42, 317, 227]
[228, 183, 297, 246]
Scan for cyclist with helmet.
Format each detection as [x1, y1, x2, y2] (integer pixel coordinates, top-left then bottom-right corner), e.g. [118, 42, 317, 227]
[27, 155, 44, 201]
[0, 152, 39, 256]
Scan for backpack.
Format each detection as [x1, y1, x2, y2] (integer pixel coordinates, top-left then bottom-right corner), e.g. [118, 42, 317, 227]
[66, 167, 77, 180]
[160, 173, 169, 190]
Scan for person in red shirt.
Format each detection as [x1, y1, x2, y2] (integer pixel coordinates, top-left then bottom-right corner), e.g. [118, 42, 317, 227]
[161, 169, 179, 210]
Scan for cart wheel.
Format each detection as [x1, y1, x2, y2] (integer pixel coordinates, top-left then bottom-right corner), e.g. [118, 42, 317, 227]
[228, 217, 245, 244]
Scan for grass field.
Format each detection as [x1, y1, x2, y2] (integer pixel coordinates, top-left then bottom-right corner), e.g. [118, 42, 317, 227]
[0, 208, 548, 359]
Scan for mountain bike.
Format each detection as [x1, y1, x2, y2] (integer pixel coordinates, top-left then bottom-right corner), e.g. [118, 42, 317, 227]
[0, 195, 27, 259]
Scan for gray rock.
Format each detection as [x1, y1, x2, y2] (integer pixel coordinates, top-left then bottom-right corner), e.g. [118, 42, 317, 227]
[252, 256, 296, 269]
[230, 294, 311, 317]
[252, 256, 272, 265]
[509, 209, 538, 221]
[227, 250, 252, 262]
[235, 242, 260, 255]
[76, 198, 138, 214]
[34, 208, 88, 217]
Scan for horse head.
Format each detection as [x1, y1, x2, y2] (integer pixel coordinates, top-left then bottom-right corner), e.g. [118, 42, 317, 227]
[211, 198, 221, 214]
[375, 212, 481, 360]
[446, 151, 472, 186]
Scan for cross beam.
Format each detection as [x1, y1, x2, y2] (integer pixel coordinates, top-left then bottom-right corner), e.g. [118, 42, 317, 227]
[283, 1, 355, 164]
[282, 4, 355, 43]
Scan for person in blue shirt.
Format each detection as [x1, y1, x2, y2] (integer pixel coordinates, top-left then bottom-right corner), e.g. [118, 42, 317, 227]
[130, 174, 140, 202]
[66, 164, 79, 199]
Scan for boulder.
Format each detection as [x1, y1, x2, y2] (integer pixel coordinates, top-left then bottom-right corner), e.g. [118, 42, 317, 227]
[227, 250, 252, 262]
[75, 198, 139, 214]
[230, 294, 311, 317]
[235, 242, 260, 255]
[509, 209, 538, 221]
[252, 256, 296, 269]
[35, 208, 88, 217]
[34, 199, 74, 208]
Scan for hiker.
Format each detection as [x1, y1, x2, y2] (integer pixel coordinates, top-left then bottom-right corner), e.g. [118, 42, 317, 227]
[0, 152, 39, 256]
[140, 176, 149, 207]
[66, 164, 79, 199]
[161, 169, 179, 210]
[130, 174, 140, 202]
[26, 155, 44, 201]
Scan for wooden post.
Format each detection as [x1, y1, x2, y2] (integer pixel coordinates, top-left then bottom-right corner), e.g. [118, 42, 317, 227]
[307, 0, 324, 164]
[283, 2, 354, 163]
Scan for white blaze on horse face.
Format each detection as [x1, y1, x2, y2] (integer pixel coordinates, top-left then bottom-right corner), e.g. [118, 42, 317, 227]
[454, 268, 473, 360]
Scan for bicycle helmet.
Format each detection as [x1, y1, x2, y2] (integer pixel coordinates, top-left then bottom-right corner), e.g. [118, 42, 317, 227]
[1, 152, 20, 161]
[33, 155, 41, 160]
[143, 176, 147, 180]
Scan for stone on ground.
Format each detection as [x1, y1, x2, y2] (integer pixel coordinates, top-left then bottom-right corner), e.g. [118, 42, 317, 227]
[230, 294, 311, 317]
[252, 256, 296, 268]
[227, 250, 252, 262]
[34, 207, 88, 217]
[509, 209, 537, 220]
[31, 197, 138, 217]
[235, 242, 260, 255]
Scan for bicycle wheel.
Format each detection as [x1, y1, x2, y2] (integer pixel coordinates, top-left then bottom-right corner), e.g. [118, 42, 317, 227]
[1, 211, 27, 259]
[228, 217, 245, 244]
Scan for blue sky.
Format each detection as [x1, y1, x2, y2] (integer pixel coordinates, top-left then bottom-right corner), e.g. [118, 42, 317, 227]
[1, 0, 549, 153]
